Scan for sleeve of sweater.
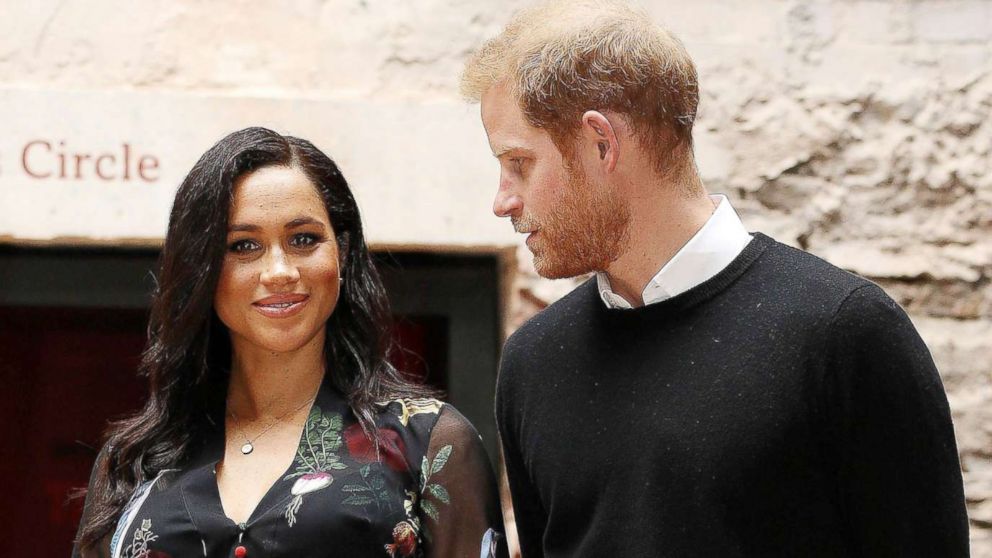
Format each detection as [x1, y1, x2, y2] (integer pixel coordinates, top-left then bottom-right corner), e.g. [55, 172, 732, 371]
[496, 335, 548, 558]
[818, 283, 970, 557]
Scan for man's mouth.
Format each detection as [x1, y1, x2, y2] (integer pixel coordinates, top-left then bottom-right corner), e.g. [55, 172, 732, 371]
[512, 222, 538, 235]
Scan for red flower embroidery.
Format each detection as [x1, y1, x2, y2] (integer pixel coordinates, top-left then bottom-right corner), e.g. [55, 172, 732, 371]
[384, 521, 418, 557]
[343, 423, 407, 472]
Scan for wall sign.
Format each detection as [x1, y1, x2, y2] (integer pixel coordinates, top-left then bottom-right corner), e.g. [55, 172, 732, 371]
[0, 89, 512, 248]
[19, 140, 159, 182]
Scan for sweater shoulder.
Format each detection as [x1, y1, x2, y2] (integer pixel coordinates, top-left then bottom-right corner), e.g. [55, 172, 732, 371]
[502, 278, 597, 360]
[758, 236, 879, 307]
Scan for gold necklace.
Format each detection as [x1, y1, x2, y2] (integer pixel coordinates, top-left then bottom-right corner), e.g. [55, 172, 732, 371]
[228, 393, 317, 455]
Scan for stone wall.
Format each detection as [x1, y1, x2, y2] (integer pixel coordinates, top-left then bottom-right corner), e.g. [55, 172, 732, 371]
[3, 0, 989, 553]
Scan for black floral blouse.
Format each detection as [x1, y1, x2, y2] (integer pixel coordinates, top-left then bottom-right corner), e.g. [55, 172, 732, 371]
[73, 381, 507, 558]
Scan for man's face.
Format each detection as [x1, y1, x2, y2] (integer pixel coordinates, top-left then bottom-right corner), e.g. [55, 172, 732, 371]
[481, 83, 629, 279]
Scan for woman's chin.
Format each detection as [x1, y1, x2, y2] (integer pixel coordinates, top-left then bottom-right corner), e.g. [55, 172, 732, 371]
[236, 327, 324, 356]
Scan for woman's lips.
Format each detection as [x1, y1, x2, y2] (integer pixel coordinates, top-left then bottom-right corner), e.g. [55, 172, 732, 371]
[253, 294, 310, 318]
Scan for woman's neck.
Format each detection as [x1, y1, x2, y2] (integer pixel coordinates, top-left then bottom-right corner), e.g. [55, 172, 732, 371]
[226, 327, 327, 421]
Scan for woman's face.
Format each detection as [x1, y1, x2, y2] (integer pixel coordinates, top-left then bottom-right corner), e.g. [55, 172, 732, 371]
[215, 165, 341, 355]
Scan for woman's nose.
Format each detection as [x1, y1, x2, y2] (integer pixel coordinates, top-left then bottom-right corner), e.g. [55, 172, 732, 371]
[260, 248, 301, 287]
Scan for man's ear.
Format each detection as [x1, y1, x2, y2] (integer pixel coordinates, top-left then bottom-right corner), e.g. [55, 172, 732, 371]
[581, 110, 620, 172]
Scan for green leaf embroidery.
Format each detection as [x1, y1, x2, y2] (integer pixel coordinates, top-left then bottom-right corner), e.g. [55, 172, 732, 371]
[341, 463, 395, 512]
[323, 415, 343, 452]
[303, 408, 326, 466]
[417, 445, 454, 525]
[370, 474, 385, 491]
[421, 500, 439, 521]
[342, 494, 375, 506]
[430, 445, 452, 475]
[288, 405, 347, 478]
[282, 405, 352, 527]
[427, 483, 450, 504]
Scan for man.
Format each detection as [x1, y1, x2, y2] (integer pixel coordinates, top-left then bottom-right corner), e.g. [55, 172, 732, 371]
[461, 1, 970, 556]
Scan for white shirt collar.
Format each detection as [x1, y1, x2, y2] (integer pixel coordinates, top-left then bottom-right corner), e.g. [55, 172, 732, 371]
[596, 194, 752, 309]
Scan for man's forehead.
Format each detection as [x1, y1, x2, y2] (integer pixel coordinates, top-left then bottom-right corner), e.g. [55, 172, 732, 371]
[481, 82, 526, 127]
[482, 93, 545, 155]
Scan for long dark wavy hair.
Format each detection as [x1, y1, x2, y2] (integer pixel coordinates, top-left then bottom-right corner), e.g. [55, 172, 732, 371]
[77, 127, 434, 550]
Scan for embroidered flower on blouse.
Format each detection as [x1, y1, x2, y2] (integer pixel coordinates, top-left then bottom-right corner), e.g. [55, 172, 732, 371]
[384, 520, 419, 557]
[121, 518, 171, 558]
[377, 398, 443, 427]
[343, 423, 408, 472]
[283, 405, 348, 527]
[290, 471, 333, 496]
[384, 490, 422, 557]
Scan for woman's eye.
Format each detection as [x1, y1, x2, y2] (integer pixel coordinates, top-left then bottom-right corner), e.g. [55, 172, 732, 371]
[228, 239, 259, 254]
[290, 233, 321, 248]
[228, 240, 258, 254]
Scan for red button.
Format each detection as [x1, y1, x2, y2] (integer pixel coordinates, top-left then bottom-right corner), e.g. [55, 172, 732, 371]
[235, 545, 247, 558]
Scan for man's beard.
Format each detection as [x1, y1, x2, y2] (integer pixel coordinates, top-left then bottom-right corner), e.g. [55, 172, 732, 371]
[517, 163, 631, 279]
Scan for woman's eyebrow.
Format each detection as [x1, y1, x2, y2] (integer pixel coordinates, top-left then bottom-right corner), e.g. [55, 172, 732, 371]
[285, 217, 326, 230]
[226, 217, 326, 233]
[228, 223, 260, 232]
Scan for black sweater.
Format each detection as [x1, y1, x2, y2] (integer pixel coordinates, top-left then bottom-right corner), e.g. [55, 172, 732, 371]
[496, 233, 969, 557]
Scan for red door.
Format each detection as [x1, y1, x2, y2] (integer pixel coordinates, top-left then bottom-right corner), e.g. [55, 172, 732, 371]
[0, 307, 148, 556]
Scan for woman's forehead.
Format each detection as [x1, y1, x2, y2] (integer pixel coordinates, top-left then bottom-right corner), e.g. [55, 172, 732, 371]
[229, 166, 330, 226]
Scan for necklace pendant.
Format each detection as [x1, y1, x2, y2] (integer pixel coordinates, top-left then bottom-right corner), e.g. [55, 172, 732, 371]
[241, 442, 254, 455]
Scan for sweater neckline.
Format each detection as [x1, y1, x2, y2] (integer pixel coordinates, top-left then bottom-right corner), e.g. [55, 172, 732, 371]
[592, 232, 773, 319]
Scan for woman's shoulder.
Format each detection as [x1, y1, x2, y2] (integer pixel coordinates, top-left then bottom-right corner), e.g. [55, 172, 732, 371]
[373, 397, 483, 450]
[375, 397, 446, 429]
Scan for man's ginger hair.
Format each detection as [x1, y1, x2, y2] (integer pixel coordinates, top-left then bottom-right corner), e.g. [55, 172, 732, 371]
[461, 0, 699, 176]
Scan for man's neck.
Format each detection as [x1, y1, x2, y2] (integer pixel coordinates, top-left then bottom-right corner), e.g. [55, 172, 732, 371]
[603, 180, 715, 307]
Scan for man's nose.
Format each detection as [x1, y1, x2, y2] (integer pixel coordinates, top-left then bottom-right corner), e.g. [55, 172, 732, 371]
[493, 188, 523, 218]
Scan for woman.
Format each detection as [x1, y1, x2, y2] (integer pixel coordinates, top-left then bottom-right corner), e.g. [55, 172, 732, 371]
[73, 127, 506, 558]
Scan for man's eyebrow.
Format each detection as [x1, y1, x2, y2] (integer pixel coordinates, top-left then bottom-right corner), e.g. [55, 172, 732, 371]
[493, 145, 534, 158]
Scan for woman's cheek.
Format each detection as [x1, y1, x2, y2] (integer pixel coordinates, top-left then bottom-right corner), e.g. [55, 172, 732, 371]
[307, 246, 340, 283]
[308, 249, 341, 316]
[215, 260, 257, 328]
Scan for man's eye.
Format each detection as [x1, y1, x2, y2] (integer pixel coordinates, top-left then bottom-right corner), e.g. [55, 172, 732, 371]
[229, 239, 259, 254]
[290, 233, 321, 248]
[510, 158, 525, 173]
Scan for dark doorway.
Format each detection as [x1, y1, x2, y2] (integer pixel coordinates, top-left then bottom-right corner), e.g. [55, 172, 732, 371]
[0, 246, 500, 558]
